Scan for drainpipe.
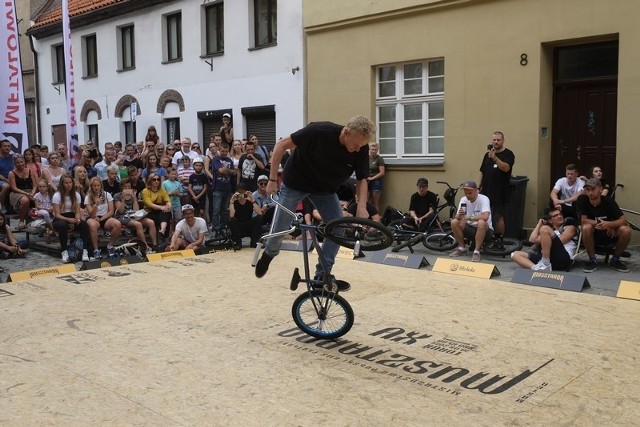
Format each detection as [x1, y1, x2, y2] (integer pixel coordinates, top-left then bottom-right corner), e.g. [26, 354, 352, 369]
[28, 33, 42, 146]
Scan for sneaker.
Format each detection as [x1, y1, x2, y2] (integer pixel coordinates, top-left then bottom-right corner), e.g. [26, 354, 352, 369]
[582, 260, 598, 273]
[107, 245, 116, 258]
[255, 253, 273, 278]
[449, 247, 467, 257]
[92, 249, 101, 260]
[312, 275, 351, 292]
[61, 250, 69, 263]
[531, 260, 552, 272]
[609, 258, 629, 273]
[82, 249, 90, 262]
[471, 252, 481, 262]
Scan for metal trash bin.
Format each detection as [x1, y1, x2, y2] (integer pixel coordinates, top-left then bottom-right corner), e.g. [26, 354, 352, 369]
[504, 176, 529, 240]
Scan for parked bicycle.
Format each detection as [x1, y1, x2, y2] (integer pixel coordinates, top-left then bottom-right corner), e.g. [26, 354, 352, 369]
[387, 181, 461, 253]
[423, 227, 523, 257]
[252, 197, 393, 339]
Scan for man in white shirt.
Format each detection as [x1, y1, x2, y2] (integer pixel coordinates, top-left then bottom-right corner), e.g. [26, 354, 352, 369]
[172, 137, 199, 167]
[549, 163, 584, 219]
[168, 204, 207, 252]
[449, 180, 493, 262]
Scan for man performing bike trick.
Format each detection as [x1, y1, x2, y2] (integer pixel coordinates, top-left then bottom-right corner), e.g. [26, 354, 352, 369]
[254, 116, 376, 288]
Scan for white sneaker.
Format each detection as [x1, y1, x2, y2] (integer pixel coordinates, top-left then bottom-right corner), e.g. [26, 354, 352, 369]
[82, 249, 90, 262]
[61, 250, 69, 263]
[531, 260, 552, 272]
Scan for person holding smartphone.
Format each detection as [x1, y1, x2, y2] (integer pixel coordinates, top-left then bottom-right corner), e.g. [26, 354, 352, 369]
[228, 182, 263, 249]
[478, 131, 515, 237]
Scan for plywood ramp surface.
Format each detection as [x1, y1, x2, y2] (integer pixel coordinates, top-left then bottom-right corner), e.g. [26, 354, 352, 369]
[1, 251, 638, 426]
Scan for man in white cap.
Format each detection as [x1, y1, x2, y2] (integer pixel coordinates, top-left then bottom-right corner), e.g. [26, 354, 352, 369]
[449, 180, 493, 262]
[219, 113, 234, 144]
[167, 204, 207, 252]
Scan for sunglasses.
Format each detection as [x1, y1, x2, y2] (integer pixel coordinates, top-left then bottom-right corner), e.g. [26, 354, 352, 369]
[259, 182, 267, 186]
[151, 178, 160, 182]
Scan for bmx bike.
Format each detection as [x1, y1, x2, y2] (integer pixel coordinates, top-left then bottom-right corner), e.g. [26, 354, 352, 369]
[252, 197, 393, 339]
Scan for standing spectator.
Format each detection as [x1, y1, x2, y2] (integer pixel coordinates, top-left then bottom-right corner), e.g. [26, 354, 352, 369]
[165, 144, 177, 160]
[449, 181, 493, 262]
[576, 178, 631, 273]
[191, 142, 202, 155]
[0, 212, 27, 258]
[42, 152, 65, 191]
[71, 149, 97, 179]
[366, 142, 385, 212]
[230, 140, 244, 169]
[142, 173, 172, 239]
[249, 134, 270, 169]
[237, 140, 265, 192]
[0, 139, 15, 211]
[167, 204, 207, 252]
[511, 209, 577, 272]
[188, 157, 208, 218]
[141, 153, 167, 181]
[155, 142, 166, 160]
[550, 164, 584, 219]
[85, 177, 122, 259]
[229, 182, 263, 249]
[23, 148, 41, 179]
[479, 131, 515, 237]
[123, 143, 144, 174]
[210, 144, 236, 235]
[219, 113, 234, 145]
[52, 174, 90, 262]
[8, 155, 37, 229]
[172, 137, 199, 167]
[162, 167, 183, 231]
[144, 126, 159, 145]
[56, 142, 73, 172]
[177, 156, 195, 205]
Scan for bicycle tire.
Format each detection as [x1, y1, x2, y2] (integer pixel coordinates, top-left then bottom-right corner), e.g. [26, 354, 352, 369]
[423, 232, 457, 252]
[482, 237, 523, 256]
[323, 217, 393, 251]
[292, 290, 354, 339]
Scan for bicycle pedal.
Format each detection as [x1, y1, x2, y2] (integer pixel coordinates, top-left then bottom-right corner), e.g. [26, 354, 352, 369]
[290, 267, 301, 291]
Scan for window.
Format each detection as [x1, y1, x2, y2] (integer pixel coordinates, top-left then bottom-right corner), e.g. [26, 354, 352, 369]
[82, 34, 98, 77]
[165, 12, 182, 62]
[204, 2, 224, 55]
[124, 121, 136, 144]
[118, 25, 135, 71]
[376, 59, 444, 164]
[166, 118, 180, 143]
[87, 124, 99, 146]
[52, 44, 65, 84]
[254, 0, 276, 48]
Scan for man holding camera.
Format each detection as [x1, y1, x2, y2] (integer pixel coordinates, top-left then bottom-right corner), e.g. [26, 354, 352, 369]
[478, 131, 515, 237]
[229, 182, 263, 249]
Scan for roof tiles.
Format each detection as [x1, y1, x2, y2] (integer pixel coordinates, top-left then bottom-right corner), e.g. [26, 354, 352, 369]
[31, 0, 127, 29]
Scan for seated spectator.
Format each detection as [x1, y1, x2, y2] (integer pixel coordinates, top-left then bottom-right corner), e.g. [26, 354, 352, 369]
[73, 166, 91, 210]
[167, 204, 207, 252]
[550, 163, 584, 219]
[23, 148, 41, 180]
[33, 179, 55, 235]
[85, 177, 122, 259]
[8, 155, 37, 229]
[229, 182, 263, 249]
[581, 165, 611, 197]
[102, 165, 121, 196]
[52, 174, 90, 262]
[70, 148, 97, 179]
[576, 178, 631, 273]
[127, 165, 147, 196]
[141, 173, 172, 239]
[42, 151, 65, 191]
[123, 143, 144, 173]
[404, 177, 437, 231]
[95, 148, 117, 182]
[511, 209, 577, 272]
[0, 212, 28, 258]
[252, 174, 278, 230]
[141, 153, 167, 181]
[341, 198, 381, 222]
[449, 180, 493, 262]
[114, 179, 157, 251]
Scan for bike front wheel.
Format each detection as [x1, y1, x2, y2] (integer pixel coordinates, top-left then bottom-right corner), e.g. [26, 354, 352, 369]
[292, 290, 354, 339]
[423, 232, 457, 252]
[482, 237, 523, 256]
[323, 217, 393, 251]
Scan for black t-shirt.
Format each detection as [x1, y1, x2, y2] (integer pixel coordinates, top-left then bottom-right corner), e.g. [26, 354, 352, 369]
[238, 154, 263, 192]
[409, 191, 438, 217]
[346, 200, 378, 219]
[123, 158, 144, 171]
[284, 122, 368, 193]
[189, 172, 208, 195]
[575, 194, 623, 222]
[233, 200, 254, 222]
[479, 148, 515, 204]
[102, 179, 121, 196]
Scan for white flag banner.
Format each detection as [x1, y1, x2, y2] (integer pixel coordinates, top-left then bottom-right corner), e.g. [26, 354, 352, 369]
[0, 0, 28, 153]
[62, 0, 79, 159]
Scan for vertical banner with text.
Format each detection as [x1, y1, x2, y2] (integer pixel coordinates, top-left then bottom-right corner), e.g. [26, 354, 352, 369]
[62, 0, 79, 159]
[1, 0, 28, 153]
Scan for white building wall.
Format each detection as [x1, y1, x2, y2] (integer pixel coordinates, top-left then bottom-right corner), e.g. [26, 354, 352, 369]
[33, 0, 304, 149]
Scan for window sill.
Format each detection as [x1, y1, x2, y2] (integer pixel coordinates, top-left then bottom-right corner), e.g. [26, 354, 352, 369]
[200, 52, 224, 59]
[82, 74, 98, 80]
[248, 42, 277, 51]
[117, 67, 136, 73]
[383, 157, 445, 167]
[161, 58, 183, 65]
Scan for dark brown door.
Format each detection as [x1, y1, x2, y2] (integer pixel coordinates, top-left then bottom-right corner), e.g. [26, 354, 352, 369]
[551, 41, 618, 184]
[51, 124, 66, 149]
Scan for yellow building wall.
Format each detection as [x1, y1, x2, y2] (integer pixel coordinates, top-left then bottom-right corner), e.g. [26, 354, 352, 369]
[303, 0, 640, 231]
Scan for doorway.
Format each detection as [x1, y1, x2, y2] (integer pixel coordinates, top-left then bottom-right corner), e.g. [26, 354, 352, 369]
[551, 41, 618, 184]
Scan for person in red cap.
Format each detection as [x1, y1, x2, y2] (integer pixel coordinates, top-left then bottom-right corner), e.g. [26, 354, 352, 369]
[449, 180, 493, 262]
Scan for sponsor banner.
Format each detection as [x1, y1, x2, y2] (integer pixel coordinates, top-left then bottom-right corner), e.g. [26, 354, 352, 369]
[7, 264, 77, 282]
[79, 255, 146, 271]
[511, 268, 589, 292]
[1, 0, 28, 152]
[363, 250, 429, 269]
[62, 0, 79, 158]
[616, 280, 640, 301]
[432, 258, 499, 278]
[146, 249, 196, 262]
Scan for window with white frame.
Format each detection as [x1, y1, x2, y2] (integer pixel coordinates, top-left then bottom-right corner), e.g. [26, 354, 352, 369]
[376, 59, 444, 164]
[165, 12, 182, 62]
[203, 2, 224, 55]
[253, 0, 277, 48]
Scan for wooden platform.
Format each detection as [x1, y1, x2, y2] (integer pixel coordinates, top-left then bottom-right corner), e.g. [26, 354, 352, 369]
[1, 250, 638, 425]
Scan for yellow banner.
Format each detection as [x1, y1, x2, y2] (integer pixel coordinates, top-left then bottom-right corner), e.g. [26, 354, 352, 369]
[432, 258, 499, 279]
[616, 280, 640, 301]
[146, 249, 196, 262]
[8, 264, 77, 282]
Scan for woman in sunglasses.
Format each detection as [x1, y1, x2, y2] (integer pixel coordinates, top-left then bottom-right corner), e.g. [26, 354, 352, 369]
[141, 172, 172, 239]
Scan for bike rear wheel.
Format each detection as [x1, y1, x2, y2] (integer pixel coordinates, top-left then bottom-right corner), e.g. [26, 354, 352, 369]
[482, 237, 523, 256]
[423, 232, 457, 252]
[292, 290, 354, 339]
[323, 217, 393, 251]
